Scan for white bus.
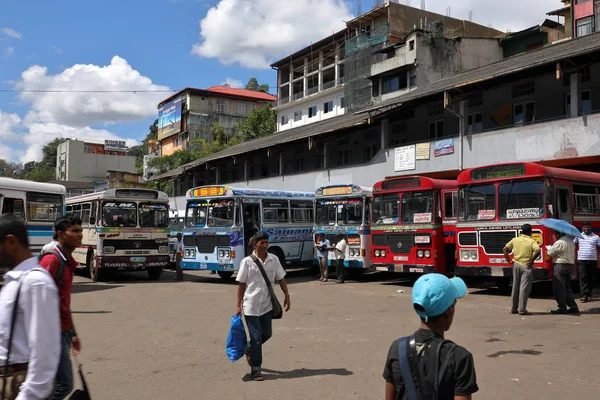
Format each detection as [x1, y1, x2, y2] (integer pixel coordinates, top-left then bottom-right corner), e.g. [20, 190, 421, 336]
[315, 184, 373, 277]
[66, 188, 171, 281]
[0, 177, 66, 258]
[182, 185, 315, 279]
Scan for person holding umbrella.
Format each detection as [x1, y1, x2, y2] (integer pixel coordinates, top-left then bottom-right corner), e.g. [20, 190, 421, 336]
[540, 219, 581, 314]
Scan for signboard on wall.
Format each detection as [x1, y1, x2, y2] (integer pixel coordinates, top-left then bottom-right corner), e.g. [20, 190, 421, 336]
[394, 145, 416, 172]
[104, 140, 127, 152]
[434, 138, 454, 157]
[415, 143, 430, 160]
[158, 97, 183, 140]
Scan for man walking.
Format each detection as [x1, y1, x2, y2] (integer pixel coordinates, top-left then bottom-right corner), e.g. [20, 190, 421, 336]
[0, 214, 61, 400]
[174, 233, 184, 281]
[334, 234, 347, 284]
[573, 222, 600, 303]
[235, 231, 290, 381]
[383, 273, 478, 400]
[547, 229, 579, 314]
[39, 214, 83, 399]
[503, 224, 541, 315]
[316, 233, 330, 282]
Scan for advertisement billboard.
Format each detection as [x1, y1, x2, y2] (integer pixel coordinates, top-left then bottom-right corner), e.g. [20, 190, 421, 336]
[158, 97, 183, 140]
[104, 140, 127, 152]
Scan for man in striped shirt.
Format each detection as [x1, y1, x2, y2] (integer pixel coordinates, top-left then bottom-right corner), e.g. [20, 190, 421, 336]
[574, 222, 600, 303]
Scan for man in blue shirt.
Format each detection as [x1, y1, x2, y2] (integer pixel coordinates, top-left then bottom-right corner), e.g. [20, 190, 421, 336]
[574, 222, 600, 303]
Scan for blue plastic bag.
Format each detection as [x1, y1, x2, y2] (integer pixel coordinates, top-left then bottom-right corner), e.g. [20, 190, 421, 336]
[226, 314, 246, 362]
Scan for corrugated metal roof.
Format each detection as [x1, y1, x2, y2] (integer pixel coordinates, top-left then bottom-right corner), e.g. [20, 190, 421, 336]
[205, 86, 277, 102]
[151, 112, 369, 180]
[357, 32, 600, 115]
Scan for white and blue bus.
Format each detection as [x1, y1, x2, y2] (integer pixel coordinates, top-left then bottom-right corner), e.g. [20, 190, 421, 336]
[315, 184, 373, 276]
[181, 186, 315, 279]
[0, 177, 66, 258]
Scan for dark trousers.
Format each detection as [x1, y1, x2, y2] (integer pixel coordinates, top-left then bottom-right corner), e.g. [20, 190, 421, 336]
[552, 263, 578, 311]
[245, 313, 273, 369]
[578, 260, 597, 298]
[175, 253, 183, 280]
[336, 259, 345, 283]
[53, 330, 74, 400]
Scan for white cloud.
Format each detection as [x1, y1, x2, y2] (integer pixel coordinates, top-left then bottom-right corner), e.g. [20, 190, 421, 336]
[4, 46, 14, 56]
[192, 0, 352, 69]
[222, 77, 243, 88]
[1, 28, 22, 39]
[16, 56, 171, 127]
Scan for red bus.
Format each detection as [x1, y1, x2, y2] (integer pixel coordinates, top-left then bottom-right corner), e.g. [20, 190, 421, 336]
[371, 176, 458, 275]
[455, 162, 600, 286]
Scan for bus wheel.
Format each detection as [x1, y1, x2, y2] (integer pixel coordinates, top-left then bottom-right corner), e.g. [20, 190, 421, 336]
[89, 255, 103, 282]
[268, 247, 286, 271]
[147, 267, 162, 280]
[217, 271, 234, 279]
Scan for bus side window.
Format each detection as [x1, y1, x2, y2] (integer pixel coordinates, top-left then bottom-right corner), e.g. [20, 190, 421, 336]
[444, 192, 457, 220]
[90, 202, 98, 225]
[82, 203, 91, 224]
[1, 198, 25, 220]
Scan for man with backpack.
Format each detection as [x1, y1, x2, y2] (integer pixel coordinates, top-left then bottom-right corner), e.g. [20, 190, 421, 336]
[39, 214, 83, 400]
[383, 273, 478, 400]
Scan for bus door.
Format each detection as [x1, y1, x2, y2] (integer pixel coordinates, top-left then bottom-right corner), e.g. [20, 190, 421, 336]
[556, 187, 572, 223]
[242, 203, 261, 255]
[88, 201, 98, 243]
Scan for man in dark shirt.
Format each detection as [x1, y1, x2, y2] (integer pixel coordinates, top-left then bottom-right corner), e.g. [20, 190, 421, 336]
[39, 213, 83, 400]
[383, 273, 478, 400]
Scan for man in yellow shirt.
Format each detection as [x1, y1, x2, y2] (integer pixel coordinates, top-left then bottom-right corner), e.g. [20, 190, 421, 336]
[503, 224, 541, 315]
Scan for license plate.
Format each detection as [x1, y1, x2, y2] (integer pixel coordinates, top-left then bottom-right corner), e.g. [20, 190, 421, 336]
[409, 267, 424, 273]
[489, 258, 506, 264]
[394, 256, 409, 261]
[375, 266, 389, 272]
[200, 263, 208, 269]
[130, 257, 146, 263]
[491, 268, 504, 277]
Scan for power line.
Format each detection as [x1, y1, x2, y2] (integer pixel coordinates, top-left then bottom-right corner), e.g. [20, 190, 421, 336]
[0, 89, 176, 93]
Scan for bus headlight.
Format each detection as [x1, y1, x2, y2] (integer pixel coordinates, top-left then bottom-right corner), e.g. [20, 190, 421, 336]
[218, 248, 231, 259]
[159, 246, 169, 253]
[381, 249, 386, 258]
[460, 249, 478, 261]
[219, 250, 225, 258]
[184, 249, 196, 258]
[103, 246, 115, 254]
[375, 250, 381, 257]
[424, 250, 431, 258]
[417, 250, 424, 258]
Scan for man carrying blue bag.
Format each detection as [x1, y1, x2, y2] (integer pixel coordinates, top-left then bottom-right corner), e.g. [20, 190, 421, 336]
[226, 315, 247, 363]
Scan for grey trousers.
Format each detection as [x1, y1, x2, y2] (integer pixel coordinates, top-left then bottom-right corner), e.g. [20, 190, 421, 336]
[511, 263, 533, 312]
[552, 263, 578, 310]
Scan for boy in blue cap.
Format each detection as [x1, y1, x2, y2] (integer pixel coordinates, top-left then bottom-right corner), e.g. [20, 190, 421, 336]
[383, 274, 478, 400]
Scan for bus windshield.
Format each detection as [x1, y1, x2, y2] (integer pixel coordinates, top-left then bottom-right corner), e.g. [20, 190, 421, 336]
[102, 201, 137, 227]
[401, 191, 434, 224]
[337, 199, 364, 225]
[316, 201, 337, 226]
[185, 202, 207, 227]
[499, 180, 544, 219]
[459, 184, 496, 221]
[139, 203, 169, 228]
[170, 216, 184, 232]
[207, 199, 235, 227]
[373, 194, 400, 225]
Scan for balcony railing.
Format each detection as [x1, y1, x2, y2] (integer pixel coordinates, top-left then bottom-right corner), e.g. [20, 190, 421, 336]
[293, 91, 305, 100]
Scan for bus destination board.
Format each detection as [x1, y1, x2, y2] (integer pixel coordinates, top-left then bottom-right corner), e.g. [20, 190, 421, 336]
[381, 178, 420, 191]
[322, 186, 352, 196]
[193, 186, 225, 197]
[471, 164, 525, 180]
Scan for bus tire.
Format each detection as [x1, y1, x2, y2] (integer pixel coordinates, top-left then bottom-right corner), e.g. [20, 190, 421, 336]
[89, 255, 104, 282]
[217, 271, 234, 279]
[85, 249, 94, 278]
[268, 247, 286, 271]
[147, 267, 163, 280]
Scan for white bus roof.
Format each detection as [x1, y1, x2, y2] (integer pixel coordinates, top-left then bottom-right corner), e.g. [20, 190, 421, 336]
[315, 184, 373, 196]
[186, 185, 315, 200]
[0, 177, 66, 195]
[66, 188, 169, 203]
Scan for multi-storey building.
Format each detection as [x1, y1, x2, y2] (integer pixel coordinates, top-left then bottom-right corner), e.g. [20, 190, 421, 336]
[547, 0, 599, 38]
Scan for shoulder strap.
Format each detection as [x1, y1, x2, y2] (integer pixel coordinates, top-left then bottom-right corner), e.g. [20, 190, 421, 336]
[38, 251, 65, 289]
[398, 335, 419, 400]
[250, 255, 274, 291]
[2, 280, 22, 400]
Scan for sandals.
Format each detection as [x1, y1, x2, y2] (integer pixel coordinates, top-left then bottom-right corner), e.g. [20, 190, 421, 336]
[251, 368, 264, 381]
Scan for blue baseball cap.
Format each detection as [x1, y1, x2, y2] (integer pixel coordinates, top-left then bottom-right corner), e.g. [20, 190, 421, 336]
[412, 274, 468, 321]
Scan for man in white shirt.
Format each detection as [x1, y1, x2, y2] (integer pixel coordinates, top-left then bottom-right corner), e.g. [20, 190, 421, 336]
[235, 231, 290, 381]
[40, 234, 58, 255]
[334, 234, 347, 284]
[573, 222, 600, 303]
[0, 214, 61, 400]
[173, 233, 183, 281]
[547, 230, 579, 315]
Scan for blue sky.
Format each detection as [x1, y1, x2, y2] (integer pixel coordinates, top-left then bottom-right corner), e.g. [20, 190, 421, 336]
[0, 0, 554, 163]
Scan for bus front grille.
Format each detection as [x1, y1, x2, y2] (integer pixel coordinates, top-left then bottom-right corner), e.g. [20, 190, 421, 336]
[458, 232, 477, 246]
[103, 239, 157, 250]
[184, 235, 231, 253]
[479, 231, 517, 255]
[372, 234, 413, 254]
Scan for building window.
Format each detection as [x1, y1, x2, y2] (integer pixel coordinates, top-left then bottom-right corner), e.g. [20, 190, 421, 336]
[373, 82, 380, 97]
[409, 74, 416, 88]
[215, 98, 224, 112]
[468, 92, 483, 107]
[514, 102, 535, 125]
[364, 143, 379, 163]
[512, 81, 535, 97]
[576, 17, 594, 37]
[174, 137, 180, 147]
[295, 157, 304, 172]
[427, 102, 444, 116]
[428, 120, 443, 140]
[409, 40, 415, 51]
[308, 106, 317, 118]
[467, 113, 483, 133]
[323, 101, 334, 114]
[337, 148, 349, 166]
[316, 152, 325, 169]
[582, 90, 592, 115]
[294, 110, 302, 121]
[340, 97, 345, 109]
[281, 115, 289, 125]
[382, 72, 408, 95]
[582, 66, 591, 82]
[84, 145, 94, 153]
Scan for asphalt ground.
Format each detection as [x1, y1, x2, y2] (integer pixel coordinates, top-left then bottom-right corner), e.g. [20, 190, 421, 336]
[67, 267, 600, 400]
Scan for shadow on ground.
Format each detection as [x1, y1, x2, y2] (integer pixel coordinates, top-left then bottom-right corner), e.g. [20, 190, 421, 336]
[242, 367, 353, 381]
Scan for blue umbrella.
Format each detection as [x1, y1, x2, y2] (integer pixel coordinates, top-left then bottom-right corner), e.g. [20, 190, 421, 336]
[537, 218, 583, 239]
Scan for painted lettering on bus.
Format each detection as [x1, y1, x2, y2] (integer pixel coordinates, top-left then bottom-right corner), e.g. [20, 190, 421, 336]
[264, 228, 313, 242]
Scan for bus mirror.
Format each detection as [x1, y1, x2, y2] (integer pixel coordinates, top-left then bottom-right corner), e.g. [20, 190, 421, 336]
[89, 217, 96, 225]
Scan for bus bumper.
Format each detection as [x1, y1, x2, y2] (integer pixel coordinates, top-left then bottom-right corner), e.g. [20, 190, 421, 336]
[455, 266, 549, 280]
[371, 264, 436, 274]
[344, 260, 365, 268]
[180, 261, 235, 272]
[100, 256, 170, 269]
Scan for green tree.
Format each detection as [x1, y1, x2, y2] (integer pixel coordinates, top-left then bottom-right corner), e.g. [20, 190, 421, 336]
[129, 119, 159, 174]
[38, 138, 67, 171]
[245, 77, 270, 93]
[237, 104, 276, 140]
[0, 159, 25, 178]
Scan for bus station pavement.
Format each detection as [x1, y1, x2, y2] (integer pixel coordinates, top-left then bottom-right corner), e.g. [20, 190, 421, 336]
[70, 267, 600, 400]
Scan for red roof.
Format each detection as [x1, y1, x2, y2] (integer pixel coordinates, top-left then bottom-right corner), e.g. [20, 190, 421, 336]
[205, 86, 276, 102]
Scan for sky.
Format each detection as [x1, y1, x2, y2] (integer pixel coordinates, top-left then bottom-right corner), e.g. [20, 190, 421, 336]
[0, 0, 559, 164]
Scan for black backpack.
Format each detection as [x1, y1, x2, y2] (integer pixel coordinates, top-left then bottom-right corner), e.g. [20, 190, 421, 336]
[38, 251, 66, 289]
